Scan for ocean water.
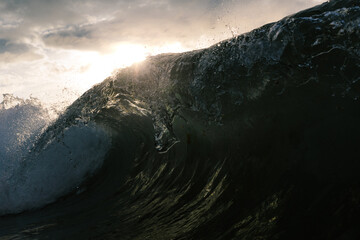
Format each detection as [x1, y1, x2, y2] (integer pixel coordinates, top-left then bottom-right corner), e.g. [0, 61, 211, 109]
[1, 0, 360, 239]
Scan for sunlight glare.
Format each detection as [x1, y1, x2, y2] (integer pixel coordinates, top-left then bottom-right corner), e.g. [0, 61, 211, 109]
[71, 42, 189, 93]
[75, 44, 146, 90]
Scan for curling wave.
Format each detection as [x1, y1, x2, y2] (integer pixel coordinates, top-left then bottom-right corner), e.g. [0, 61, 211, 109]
[1, 0, 360, 239]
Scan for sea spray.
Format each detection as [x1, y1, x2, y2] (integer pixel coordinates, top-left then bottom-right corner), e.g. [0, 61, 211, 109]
[0, 95, 111, 215]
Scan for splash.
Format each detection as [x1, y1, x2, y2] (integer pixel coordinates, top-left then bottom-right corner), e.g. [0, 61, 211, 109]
[0, 94, 111, 215]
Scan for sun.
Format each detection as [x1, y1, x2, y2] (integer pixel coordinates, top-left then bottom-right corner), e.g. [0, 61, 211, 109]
[92, 44, 147, 78]
[111, 44, 148, 67]
[74, 44, 147, 90]
[71, 42, 189, 93]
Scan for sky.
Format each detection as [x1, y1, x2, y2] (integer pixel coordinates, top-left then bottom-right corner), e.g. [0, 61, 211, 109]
[0, 0, 326, 104]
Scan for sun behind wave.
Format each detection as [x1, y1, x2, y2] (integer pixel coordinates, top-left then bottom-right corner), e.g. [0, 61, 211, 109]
[75, 43, 188, 91]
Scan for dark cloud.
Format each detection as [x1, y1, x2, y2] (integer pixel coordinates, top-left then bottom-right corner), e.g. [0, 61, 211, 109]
[0, 38, 42, 62]
[0, 38, 28, 54]
[42, 25, 94, 50]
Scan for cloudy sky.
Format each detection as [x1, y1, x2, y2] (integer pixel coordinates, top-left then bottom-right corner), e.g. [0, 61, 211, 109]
[0, 0, 325, 104]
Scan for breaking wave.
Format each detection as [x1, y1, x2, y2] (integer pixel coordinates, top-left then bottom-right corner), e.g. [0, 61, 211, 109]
[1, 1, 360, 239]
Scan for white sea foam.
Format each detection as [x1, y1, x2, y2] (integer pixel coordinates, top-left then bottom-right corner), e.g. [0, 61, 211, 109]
[0, 94, 111, 215]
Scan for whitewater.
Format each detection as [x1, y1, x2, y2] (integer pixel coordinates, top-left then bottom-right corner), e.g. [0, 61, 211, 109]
[0, 94, 111, 215]
[1, 0, 360, 239]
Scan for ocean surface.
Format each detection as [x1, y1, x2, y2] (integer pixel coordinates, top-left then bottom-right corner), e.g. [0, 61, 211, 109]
[1, 0, 360, 239]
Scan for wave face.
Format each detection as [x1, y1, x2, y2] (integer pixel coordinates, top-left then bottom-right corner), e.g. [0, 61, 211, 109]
[1, 0, 360, 239]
